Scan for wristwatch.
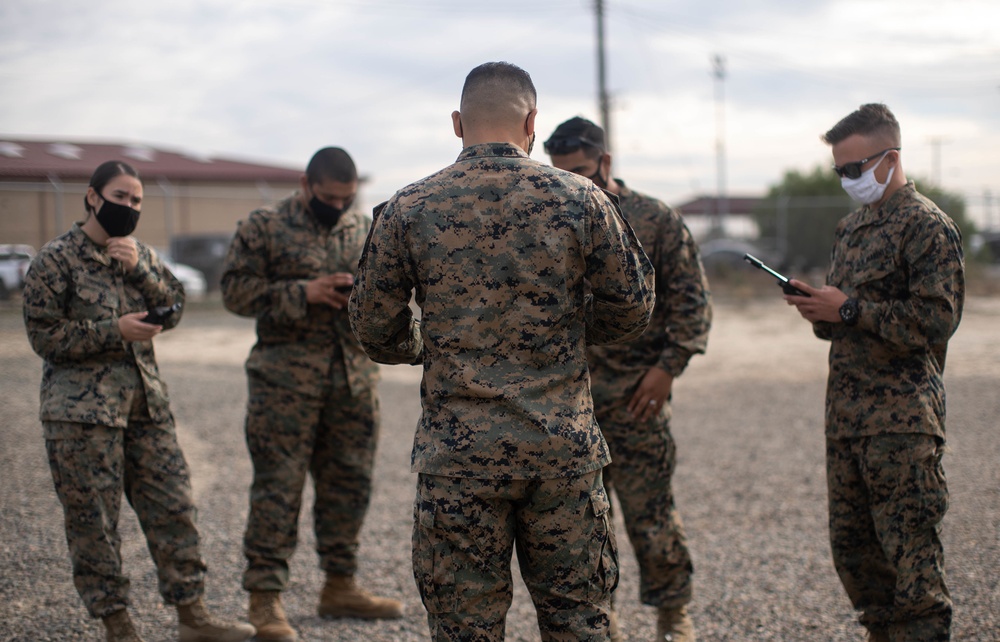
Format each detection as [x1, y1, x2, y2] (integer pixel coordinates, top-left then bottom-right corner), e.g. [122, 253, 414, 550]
[839, 297, 860, 326]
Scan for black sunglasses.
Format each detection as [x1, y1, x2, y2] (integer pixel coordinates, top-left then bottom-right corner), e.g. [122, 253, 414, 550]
[833, 147, 900, 179]
[543, 135, 603, 156]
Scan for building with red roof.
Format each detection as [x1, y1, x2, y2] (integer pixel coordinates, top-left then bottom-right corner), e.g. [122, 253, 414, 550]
[0, 137, 306, 266]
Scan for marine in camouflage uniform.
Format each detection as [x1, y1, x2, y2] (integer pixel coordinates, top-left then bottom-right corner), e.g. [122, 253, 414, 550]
[22, 161, 255, 642]
[24, 222, 204, 618]
[349, 62, 655, 642]
[222, 148, 399, 639]
[786, 104, 964, 642]
[545, 116, 711, 641]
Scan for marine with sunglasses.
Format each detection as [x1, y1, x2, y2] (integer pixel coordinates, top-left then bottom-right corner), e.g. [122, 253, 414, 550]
[545, 117, 712, 642]
[784, 103, 964, 642]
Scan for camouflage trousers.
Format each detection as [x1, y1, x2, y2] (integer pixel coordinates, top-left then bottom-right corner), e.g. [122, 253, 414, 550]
[242, 376, 379, 591]
[597, 399, 693, 608]
[827, 434, 951, 641]
[412, 470, 619, 642]
[43, 409, 206, 618]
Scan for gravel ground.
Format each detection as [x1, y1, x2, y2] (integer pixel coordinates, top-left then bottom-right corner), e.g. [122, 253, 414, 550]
[1, 293, 998, 642]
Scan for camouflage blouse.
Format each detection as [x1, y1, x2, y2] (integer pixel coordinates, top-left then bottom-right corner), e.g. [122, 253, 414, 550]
[350, 143, 655, 480]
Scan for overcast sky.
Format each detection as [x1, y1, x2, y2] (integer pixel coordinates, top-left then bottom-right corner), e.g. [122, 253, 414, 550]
[2, 0, 998, 227]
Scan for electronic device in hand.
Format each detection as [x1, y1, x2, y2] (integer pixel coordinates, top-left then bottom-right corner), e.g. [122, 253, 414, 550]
[743, 254, 811, 297]
[144, 303, 182, 325]
[335, 284, 354, 294]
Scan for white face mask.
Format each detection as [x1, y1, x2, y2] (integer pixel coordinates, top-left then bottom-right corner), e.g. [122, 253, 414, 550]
[841, 152, 894, 205]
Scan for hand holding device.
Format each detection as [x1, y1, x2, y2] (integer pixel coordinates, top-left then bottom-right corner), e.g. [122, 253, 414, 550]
[143, 302, 182, 325]
[743, 254, 811, 297]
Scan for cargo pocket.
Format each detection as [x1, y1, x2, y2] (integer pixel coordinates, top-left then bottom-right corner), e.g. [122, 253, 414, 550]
[587, 486, 619, 601]
[911, 442, 948, 532]
[412, 498, 459, 614]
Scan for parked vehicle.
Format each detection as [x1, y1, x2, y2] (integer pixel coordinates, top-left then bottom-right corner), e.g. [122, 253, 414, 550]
[0, 244, 35, 300]
[162, 257, 207, 300]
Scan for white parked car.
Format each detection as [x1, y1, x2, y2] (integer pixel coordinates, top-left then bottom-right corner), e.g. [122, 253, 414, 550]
[0, 244, 35, 300]
[162, 257, 207, 300]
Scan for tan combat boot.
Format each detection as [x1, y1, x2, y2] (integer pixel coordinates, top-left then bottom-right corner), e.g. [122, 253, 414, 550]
[177, 598, 256, 642]
[656, 605, 696, 642]
[317, 574, 403, 619]
[103, 609, 145, 642]
[248, 591, 298, 642]
[608, 606, 624, 642]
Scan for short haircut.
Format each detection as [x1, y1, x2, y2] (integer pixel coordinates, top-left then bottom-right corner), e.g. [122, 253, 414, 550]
[85, 160, 140, 214]
[822, 103, 901, 148]
[459, 61, 537, 129]
[306, 147, 357, 185]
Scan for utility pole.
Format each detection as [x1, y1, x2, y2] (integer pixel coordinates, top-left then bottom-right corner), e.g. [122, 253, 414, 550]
[595, 0, 611, 151]
[712, 54, 727, 236]
[928, 136, 949, 186]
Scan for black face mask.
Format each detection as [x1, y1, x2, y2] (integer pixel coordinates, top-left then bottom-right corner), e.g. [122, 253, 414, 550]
[309, 196, 346, 228]
[585, 155, 609, 189]
[95, 193, 140, 237]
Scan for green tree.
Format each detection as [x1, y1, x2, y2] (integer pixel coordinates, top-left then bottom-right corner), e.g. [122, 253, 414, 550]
[754, 166, 974, 270]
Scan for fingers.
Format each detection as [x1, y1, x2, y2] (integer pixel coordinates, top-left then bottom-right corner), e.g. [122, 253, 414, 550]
[628, 394, 663, 422]
[787, 278, 814, 294]
[119, 313, 162, 342]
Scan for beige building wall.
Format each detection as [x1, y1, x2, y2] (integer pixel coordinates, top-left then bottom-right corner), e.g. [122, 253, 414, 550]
[0, 179, 299, 251]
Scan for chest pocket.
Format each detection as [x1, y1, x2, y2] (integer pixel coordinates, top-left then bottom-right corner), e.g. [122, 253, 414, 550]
[72, 271, 119, 319]
[268, 241, 328, 280]
[845, 252, 909, 303]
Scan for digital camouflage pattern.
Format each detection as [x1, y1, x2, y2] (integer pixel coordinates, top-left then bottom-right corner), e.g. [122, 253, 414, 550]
[239, 373, 379, 590]
[813, 182, 963, 641]
[23, 223, 185, 429]
[412, 470, 618, 642]
[827, 434, 950, 641]
[44, 418, 206, 618]
[587, 180, 711, 394]
[221, 193, 381, 591]
[350, 141, 650, 641]
[813, 182, 964, 440]
[221, 194, 378, 398]
[349, 143, 656, 481]
[23, 223, 204, 618]
[588, 181, 710, 609]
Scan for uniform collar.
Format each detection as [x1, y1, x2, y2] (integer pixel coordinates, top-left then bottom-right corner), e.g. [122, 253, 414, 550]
[852, 180, 916, 227]
[611, 177, 631, 199]
[69, 222, 113, 266]
[456, 143, 530, 162]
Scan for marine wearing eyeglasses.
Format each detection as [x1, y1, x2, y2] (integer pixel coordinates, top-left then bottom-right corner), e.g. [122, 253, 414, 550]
[545, 116, 712, 642]
[784, 103, 964, 642]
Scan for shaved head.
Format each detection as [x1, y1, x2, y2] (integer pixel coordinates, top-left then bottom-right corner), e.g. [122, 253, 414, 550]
[459, 62, 537, 130]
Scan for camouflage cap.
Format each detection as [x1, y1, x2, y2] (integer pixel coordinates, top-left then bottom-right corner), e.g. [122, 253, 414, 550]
[544, 116, 606, 155]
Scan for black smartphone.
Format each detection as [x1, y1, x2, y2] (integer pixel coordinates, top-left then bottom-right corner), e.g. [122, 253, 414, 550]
[144, 303, 182, 325]
[335, 284, 354, 294]
[743, 254, 811, 297]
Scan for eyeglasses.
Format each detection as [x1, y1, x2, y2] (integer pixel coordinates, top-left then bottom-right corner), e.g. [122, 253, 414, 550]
[543, 135, 603, 156]
[832, 147, 900, 179]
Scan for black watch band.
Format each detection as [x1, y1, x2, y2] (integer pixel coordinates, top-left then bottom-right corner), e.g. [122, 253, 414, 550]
[839, 297, 860, 326]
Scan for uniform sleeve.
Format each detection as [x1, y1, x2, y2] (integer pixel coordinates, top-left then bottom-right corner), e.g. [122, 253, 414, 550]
[22, 251, 124, 363]
[812, 321, 834, 341]
[855, 216, 964, 350]
[654, 210, 712, 376]
[220, 211, 310, 322]
[585, 187, 656, 345]
[127, 245, 185, 330]
[349, 200, 423, 365]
